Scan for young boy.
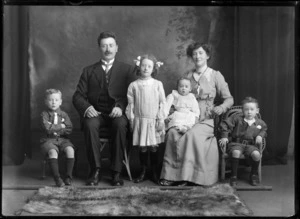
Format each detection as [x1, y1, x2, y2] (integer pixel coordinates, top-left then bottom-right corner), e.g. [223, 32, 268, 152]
[219, 97, 267, 186]
[40, 89, 75, 187]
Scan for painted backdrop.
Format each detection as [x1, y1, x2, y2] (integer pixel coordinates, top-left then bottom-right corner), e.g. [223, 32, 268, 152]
[29, 6, 234, 129]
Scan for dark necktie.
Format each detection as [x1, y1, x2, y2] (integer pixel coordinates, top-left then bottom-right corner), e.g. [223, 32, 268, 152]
[102, 61, 113, 83]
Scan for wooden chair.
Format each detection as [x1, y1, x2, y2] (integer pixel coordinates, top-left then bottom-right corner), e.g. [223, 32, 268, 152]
[217, 105, 266, 183]
[99, 127, 133, 181]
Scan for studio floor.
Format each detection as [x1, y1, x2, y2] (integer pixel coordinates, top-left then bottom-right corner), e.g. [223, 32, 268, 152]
[1, 153, 295, 217]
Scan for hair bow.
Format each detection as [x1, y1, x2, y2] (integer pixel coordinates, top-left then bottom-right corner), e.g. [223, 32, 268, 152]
[156, 61, 164, 68]
[133, 56, 141, 67]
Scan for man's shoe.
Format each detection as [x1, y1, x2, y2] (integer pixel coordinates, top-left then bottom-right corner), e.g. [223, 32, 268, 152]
[54, 176, 65, 187]
[64, 176, 72, 186]
[86, 168, 101, 186]
[250, 174, 259, 186]
[111, 172, 124, 186]
[230, 176, 237, 187]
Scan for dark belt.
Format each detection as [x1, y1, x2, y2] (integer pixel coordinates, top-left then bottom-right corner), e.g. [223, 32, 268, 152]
[232, 138, 254, 145]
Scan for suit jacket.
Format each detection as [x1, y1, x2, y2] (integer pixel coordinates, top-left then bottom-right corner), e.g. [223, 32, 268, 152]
[73, 60, 137, 118]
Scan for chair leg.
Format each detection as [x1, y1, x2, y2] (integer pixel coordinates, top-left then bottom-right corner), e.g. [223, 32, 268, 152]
[41, 159, 47, 180]
[221, 156, 226, 181]
[258, 160, 262, 183]
[123, 148, 132, 181]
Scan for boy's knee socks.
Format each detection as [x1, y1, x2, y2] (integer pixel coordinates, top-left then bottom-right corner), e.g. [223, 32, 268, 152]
[49, 158, 60, 178]
[66, 158, 75, 178]
[231, 158, 239, 177]
[250, 159, 259, 175]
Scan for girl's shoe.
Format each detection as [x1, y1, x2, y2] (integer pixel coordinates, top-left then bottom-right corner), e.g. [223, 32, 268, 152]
[134, 166, 147, 183]
[159, 179, 175, 186]
[54, 176, 65, 187]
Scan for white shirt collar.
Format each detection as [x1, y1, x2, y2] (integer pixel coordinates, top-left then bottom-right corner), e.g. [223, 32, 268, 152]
[101, 58, 115, 65]
[244, 118, 256, 126]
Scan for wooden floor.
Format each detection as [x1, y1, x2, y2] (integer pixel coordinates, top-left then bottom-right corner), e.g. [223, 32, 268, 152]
[1, 154, 295, 216]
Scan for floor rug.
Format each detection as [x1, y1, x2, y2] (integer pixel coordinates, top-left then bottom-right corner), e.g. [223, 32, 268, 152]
[21, 184, 252, 216]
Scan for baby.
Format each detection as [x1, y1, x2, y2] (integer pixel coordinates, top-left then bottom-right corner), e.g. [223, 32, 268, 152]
[165, 77, 200, 134]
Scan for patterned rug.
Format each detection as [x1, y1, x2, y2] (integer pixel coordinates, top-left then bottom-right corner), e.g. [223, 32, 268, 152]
[21, 184, 252, 216]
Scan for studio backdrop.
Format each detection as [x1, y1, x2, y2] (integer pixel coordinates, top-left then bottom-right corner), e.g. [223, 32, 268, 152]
[3, 6, 294, 165]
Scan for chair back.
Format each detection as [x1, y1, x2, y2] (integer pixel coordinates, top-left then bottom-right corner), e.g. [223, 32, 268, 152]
[222, 105, 262, 121]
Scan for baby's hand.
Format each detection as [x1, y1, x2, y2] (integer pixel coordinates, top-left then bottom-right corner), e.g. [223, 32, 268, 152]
[255, 136, 263, 145]
[61, 124, 66, 129]
[177, 126, 188, 134]
[218, 138, 228, 147]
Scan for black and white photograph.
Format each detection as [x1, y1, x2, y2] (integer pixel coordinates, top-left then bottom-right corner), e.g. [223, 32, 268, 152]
[2, 2, 297, 217]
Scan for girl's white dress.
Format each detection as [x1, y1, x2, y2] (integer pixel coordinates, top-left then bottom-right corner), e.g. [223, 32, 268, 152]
[165, 90, 200, 130]
[126, 78, 166, 147]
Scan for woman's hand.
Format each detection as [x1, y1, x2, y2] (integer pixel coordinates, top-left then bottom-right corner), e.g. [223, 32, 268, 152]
[213, 106, 223, 115]
[218, 138, 228, 147]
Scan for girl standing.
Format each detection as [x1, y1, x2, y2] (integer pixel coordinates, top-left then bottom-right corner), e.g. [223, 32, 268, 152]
[126, 54, 166, 184]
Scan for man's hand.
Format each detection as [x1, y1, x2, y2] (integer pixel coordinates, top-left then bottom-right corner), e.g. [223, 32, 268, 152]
[213, 106, 223, 116]
[219, 138, 229, 147]
[255, 136, 263, 145]
[86, 106, 101, 118]
[109, 107, 122, 118]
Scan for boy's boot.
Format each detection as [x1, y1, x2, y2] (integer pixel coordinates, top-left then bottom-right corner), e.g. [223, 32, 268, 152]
[49, 158, 64, 187]
[250, 159, 260, 186]
[134, 151, 148, 183]
[150, 151, 159, 184]
[230, 157, 239, 187]
[64, 158, 75, 186]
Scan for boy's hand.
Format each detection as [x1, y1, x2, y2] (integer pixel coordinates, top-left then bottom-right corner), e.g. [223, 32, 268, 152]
[61, 124, 66, 129]
[219, 138, 228, 147]
[255, 136, 263, 145]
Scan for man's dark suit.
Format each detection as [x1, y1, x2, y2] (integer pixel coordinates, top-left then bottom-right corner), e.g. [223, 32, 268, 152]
[73, 60, 136, 175]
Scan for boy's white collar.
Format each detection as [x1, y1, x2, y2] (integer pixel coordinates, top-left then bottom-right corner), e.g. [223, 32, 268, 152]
[244, 117, 256, 126]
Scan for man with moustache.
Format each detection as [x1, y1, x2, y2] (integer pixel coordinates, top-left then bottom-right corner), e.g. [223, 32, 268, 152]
[73, 31, 136, 186]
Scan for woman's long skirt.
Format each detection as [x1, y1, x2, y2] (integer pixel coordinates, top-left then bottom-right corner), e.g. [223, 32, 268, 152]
[160, 119, 219, 185]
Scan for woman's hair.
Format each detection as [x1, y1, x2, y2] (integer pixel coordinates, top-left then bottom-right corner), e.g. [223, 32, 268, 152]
[176, 76, 191, 88]
[241, 96, 259, 108]
[136, 54, 159, 78]
[45, 89, 62, 99]
[97, 31, 117, 47]
[186, 42, 212, 60]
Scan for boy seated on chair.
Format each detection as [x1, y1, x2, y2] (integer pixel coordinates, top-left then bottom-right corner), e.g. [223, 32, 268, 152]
[40, 89, 75, 187]
[219, 97, 267, 186]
